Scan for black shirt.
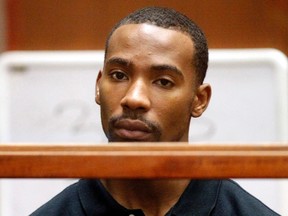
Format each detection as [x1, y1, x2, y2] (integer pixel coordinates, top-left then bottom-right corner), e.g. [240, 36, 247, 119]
[30, 179, 279, 216]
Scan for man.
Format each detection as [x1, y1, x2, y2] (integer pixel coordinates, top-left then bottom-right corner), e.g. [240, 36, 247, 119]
[31, 7, 279, 216]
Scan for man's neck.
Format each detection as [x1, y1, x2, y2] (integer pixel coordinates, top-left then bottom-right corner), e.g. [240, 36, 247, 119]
[100, 179, 190, 216]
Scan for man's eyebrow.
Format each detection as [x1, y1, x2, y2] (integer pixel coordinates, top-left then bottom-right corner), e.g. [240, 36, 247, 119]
[151, 64, 184, 78]
[105, 58, 184, 78]
[105, 57, 131, 67]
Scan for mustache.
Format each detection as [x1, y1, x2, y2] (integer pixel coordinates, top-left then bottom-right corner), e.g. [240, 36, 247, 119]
[109, 113, 162, 136]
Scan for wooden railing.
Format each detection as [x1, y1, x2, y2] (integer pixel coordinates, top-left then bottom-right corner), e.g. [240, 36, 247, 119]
[0, 144, 288, 178]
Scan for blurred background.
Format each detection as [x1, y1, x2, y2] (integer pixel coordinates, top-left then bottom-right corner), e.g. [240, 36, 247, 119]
[0, 0, 287, 54]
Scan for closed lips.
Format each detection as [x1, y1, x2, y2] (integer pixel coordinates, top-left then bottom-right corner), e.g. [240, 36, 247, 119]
[114, 119, 152, 132]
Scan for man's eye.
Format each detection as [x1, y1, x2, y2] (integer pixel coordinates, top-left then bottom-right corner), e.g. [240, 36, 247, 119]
[155, 79, 174, 88]
[111, 72, 128, 81]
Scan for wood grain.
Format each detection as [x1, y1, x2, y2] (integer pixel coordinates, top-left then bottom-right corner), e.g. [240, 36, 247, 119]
[1, 144, 288, 178]
[6, 1, 288, 55]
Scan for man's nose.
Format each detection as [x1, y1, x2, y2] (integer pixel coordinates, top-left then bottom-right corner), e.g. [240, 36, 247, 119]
[120, 80, 151, 111]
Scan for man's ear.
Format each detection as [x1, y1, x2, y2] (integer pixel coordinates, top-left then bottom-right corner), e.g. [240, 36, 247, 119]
[95, 70, 102, 105]
[191, 83, 212, 118]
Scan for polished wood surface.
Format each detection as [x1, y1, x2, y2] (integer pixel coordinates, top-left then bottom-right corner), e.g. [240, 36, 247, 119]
[1, 144, 288, 178]
[6, 1, 288, 55]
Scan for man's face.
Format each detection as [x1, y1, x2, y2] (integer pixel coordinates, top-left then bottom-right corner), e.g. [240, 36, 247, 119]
[96, 23, 210, 142]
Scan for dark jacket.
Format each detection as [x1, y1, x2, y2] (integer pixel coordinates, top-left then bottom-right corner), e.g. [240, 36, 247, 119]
[31, 179, 279, 216]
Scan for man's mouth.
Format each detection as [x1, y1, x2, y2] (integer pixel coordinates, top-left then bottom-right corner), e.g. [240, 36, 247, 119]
[114, 119, 153, 141]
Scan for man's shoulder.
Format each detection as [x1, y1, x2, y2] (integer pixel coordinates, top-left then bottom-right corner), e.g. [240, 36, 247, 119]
[212, 179, 280, 216]
[30, 180, 83, 216]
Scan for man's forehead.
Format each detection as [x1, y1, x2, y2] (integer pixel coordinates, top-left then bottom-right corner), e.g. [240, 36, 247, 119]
[107, 23, 194, 56]
[110, 23, 192, 43]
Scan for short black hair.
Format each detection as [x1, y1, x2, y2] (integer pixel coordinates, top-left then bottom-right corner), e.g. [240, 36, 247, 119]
[105, 6, 208, 84]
